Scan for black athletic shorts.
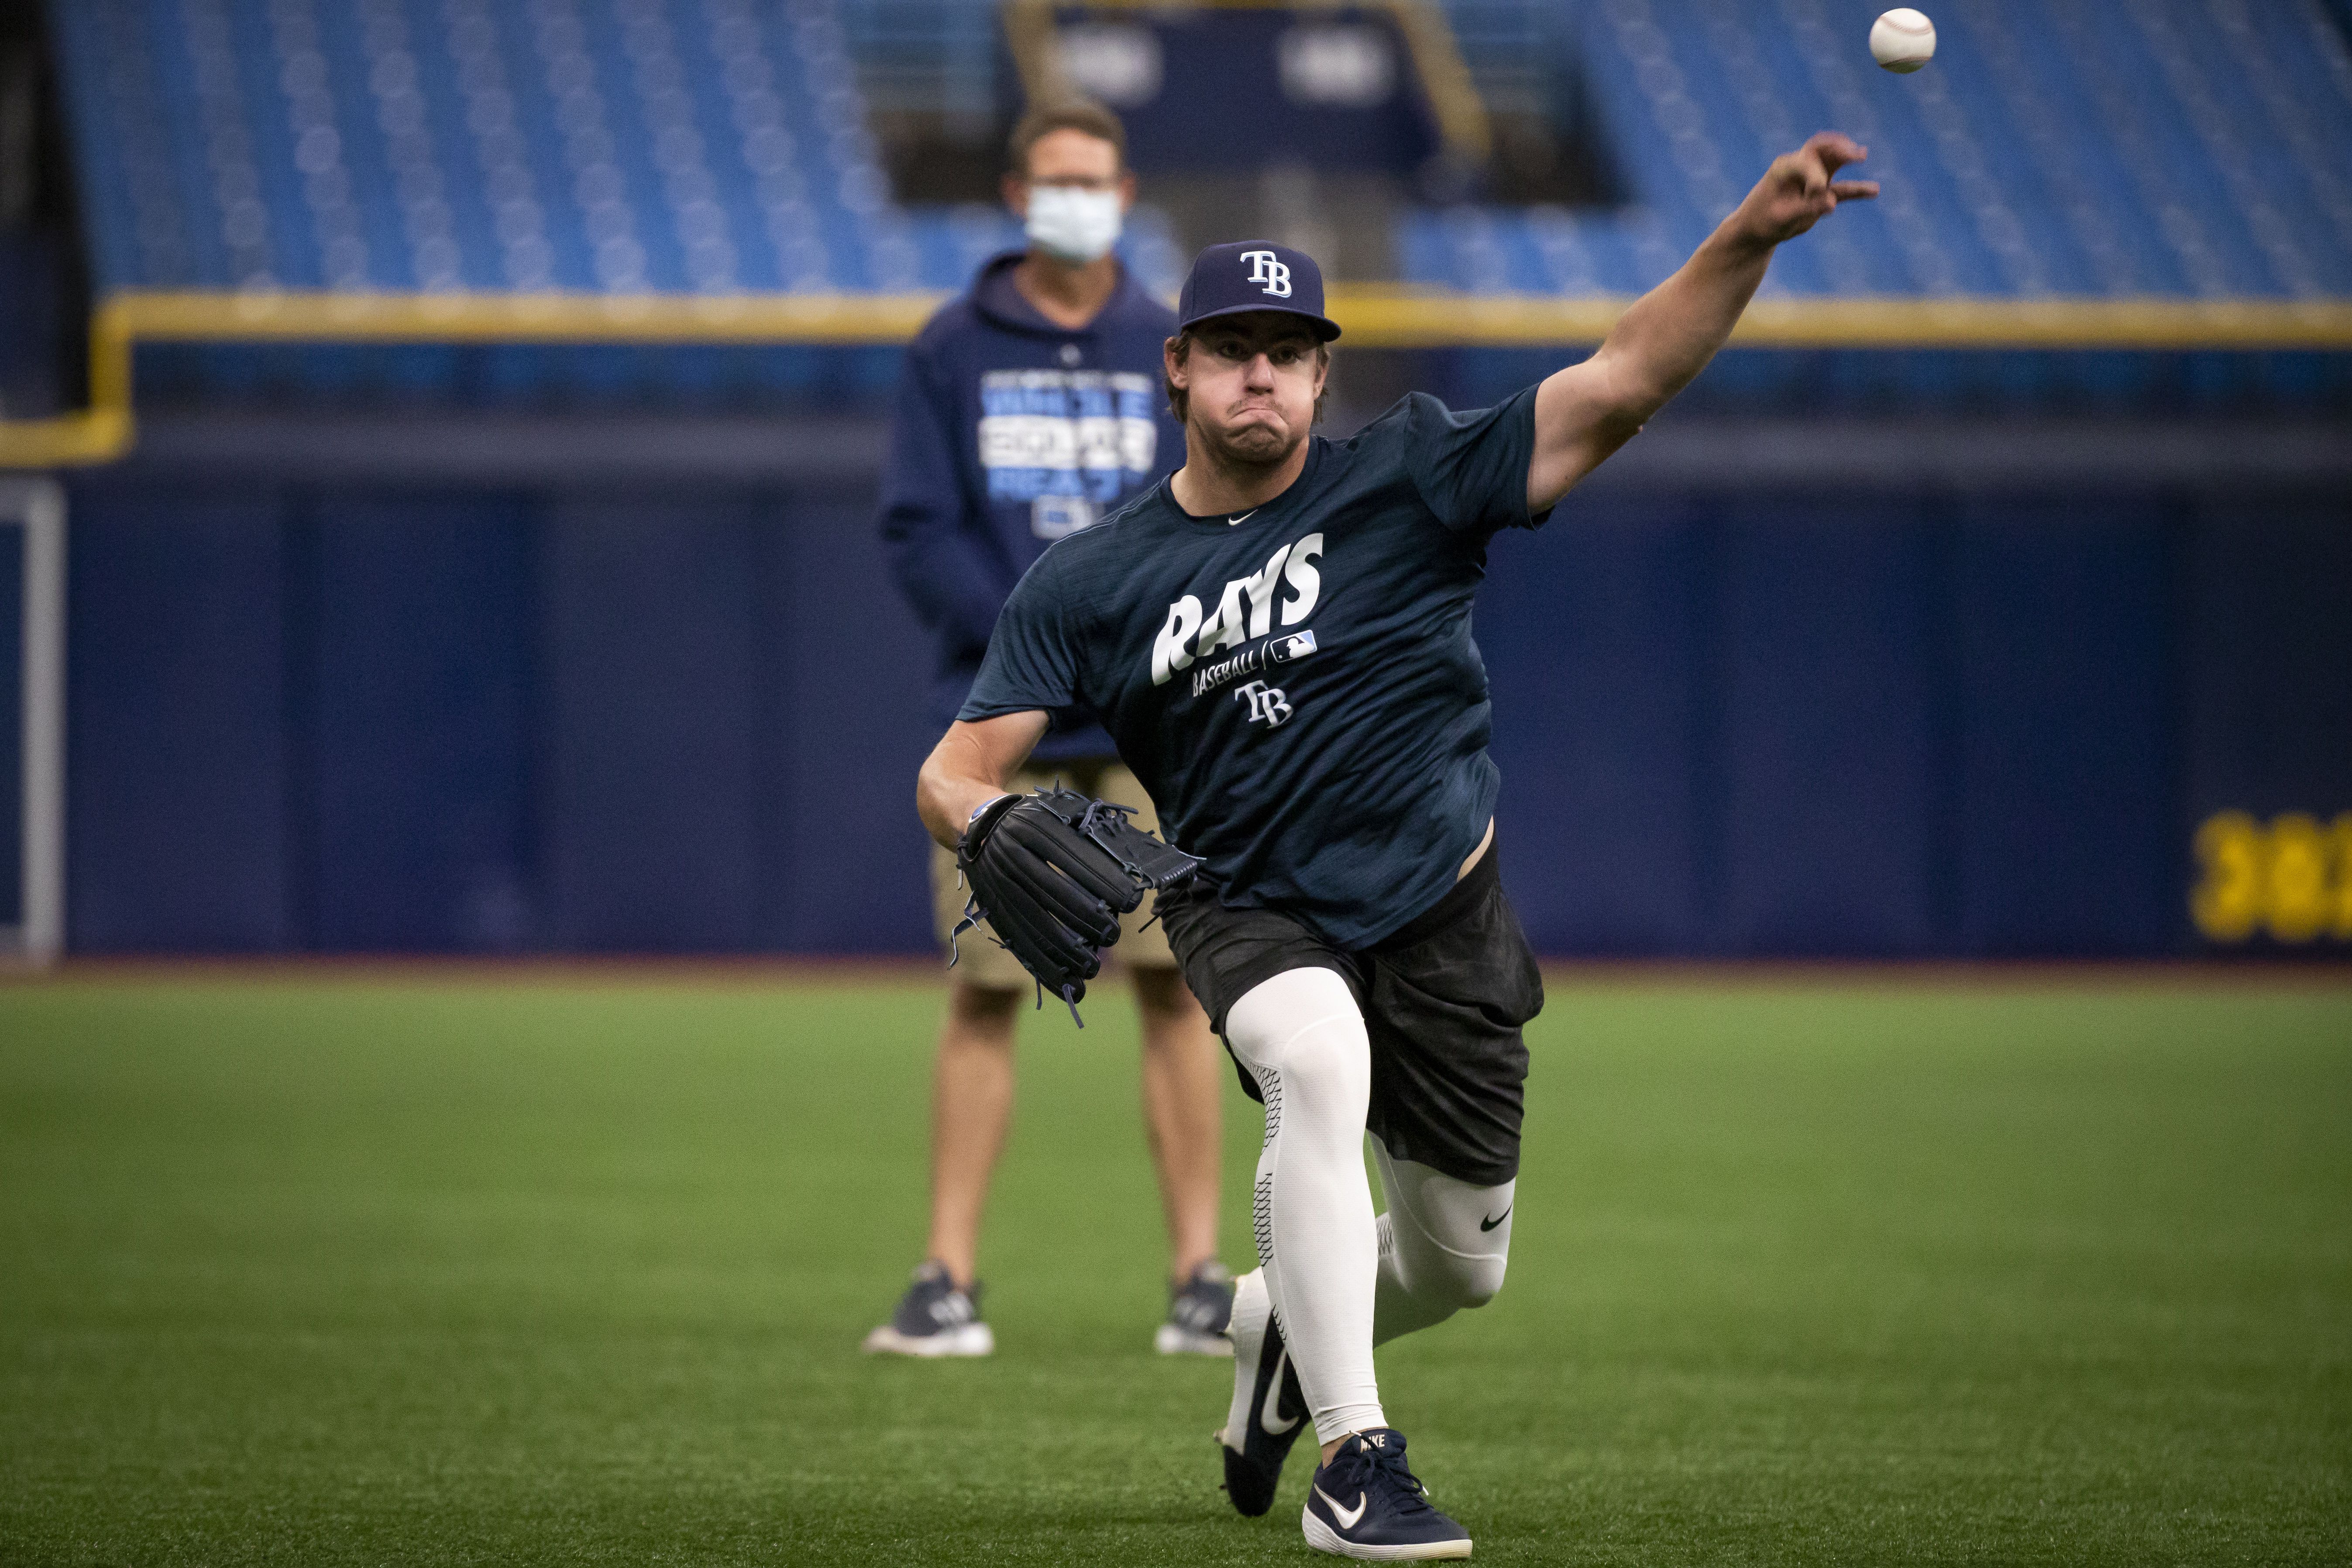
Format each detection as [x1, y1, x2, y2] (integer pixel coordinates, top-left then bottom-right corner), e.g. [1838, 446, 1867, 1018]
[1155, 844, 1543, 1186]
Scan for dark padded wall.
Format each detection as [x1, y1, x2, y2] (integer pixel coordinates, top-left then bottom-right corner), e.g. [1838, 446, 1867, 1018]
[1472, 498, 1712, 954]
[2182, 498, 2352, 819]
[69, 493, 292, 951]
[52, 478, 2352, 956]
[60, 479, 935, 955]
[1713, 505, 1950, 955]
[0, 519, 20, 925]
[1952, 501, 2173, 955]
[536, 499, 777, 952]
[1478, 496, 2210, 958]
[306, 499, 536, 950]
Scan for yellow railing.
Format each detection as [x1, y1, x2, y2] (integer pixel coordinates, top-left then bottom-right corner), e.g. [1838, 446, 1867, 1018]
[5, 287, 2351, 469]
[1327, 290, 2352, 350]
[0, 289, 940, 468]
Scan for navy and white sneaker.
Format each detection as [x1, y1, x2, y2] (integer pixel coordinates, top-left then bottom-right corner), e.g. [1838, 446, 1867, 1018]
[859, 1260, 994, 1357]
[1302, 1429, 1472, 1560]
[1157, 1260, 1237, 1356]
[1215, 1267, 1309, 1515]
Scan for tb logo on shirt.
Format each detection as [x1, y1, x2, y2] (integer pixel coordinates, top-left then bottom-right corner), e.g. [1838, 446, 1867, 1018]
[1234, 681, 1293, 728]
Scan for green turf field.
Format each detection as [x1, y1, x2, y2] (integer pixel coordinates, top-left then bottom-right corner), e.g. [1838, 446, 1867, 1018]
[2, 971, 2347, 1565]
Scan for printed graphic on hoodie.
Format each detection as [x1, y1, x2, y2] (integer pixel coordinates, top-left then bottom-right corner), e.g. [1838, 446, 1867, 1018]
[978, 369, 1161, 539]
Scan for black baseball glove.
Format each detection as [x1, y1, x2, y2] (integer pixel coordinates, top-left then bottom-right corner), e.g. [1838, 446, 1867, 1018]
[952, 784, 1204, 1024]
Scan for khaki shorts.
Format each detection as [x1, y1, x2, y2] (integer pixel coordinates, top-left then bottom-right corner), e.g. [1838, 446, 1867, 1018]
[932, 758, 1178, 990]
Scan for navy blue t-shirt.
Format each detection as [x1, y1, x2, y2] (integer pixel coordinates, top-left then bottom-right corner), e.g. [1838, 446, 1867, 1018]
[960, 386, 1552, 947]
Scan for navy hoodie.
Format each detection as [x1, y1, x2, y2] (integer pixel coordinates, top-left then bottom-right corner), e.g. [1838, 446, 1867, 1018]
[880, 249, 1183, 760]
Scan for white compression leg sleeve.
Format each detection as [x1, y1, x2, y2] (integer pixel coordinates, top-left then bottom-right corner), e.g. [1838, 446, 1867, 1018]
[1372, 1142, 1514, 1348]
[1224, 966, 1385, 1446]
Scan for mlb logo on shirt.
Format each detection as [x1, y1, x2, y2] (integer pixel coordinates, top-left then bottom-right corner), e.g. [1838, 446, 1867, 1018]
[1032, 494, 1098, 540]
[1269, 629, 1317, 663]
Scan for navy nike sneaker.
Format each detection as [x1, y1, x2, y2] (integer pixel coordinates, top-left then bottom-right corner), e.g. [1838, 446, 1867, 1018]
[1215, 1267, 1308, 1515]
[859, 1260, 994, 1357]
[1302, 1428, 1472, 1560]
[1157, 1259, 1236, 1356]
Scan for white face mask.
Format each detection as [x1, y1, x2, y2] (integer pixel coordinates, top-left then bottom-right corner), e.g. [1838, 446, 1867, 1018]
[1025, 185, 1123, 264]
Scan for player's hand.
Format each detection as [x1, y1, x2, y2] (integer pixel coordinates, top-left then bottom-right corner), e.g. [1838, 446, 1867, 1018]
[1736, 133, 1878, 247]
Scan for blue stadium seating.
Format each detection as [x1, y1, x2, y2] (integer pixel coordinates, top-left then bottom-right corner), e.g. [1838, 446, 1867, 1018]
[52, 0, 904, 292]
[1409, 0, 2352, 299]
[42, 0, 1194, 403]
[46, 0, 1183, 296]
[64, 0, 2352, 305]
[35, 0, 2352, 410]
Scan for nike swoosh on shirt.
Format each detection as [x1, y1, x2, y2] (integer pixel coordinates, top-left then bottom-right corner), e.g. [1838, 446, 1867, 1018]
[1479, 1205, 1511, 1232]
[1315, 1486, 1368, 1531]
[1227, 509, 1256, 526]
[1259, 1348, 1300, 1435]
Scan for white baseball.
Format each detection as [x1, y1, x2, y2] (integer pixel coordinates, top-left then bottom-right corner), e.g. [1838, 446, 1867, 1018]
[1870, 8, 1936, 72]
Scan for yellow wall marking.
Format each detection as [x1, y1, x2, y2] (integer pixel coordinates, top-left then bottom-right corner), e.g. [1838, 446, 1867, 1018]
[2192, 811, 2352, 944]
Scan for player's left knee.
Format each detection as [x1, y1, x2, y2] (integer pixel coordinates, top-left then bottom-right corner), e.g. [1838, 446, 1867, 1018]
[1398, 1242, 1505, 1311]
[1381, 1157, 1515, 1310]
[1445, 1252, 1506, 1310]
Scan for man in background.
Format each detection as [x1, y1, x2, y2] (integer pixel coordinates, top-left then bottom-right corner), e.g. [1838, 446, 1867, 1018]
[867, 101, 1232, 1358]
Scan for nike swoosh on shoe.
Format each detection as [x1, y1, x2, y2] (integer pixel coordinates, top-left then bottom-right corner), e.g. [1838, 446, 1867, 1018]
[1314, 1485, 1368, 1530]
[1260, 1348, 1301, 1435]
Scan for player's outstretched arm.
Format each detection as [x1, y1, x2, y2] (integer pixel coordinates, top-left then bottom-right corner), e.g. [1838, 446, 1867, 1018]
[1526, 133, 1878, 511]
[918, 711, 1051, 849]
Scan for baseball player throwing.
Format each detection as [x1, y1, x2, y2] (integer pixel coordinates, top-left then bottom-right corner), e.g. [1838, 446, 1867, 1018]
[925, 134, 1877, 1559]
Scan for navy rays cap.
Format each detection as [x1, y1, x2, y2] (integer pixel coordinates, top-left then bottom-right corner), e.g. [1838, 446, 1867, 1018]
[1177, 241, 1342, 342]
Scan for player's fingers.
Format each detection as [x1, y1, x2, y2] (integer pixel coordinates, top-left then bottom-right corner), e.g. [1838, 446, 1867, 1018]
[1830, 179, 1880, 200]
[1805, 131, 1867, 174]
[1793, 150, 1827, 198]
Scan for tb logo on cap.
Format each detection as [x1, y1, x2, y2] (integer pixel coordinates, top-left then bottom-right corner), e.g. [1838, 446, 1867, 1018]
[1240, 249, 1293, 298]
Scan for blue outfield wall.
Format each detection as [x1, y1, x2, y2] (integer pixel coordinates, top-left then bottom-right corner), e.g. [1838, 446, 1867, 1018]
[52, 477, 2352, 958]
